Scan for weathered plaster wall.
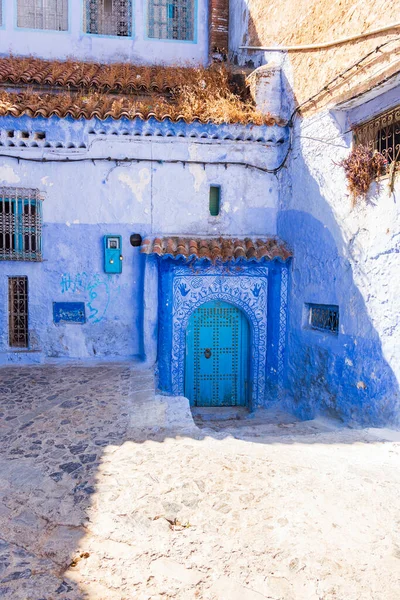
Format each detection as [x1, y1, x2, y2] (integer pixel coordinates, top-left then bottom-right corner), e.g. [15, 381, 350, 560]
[0, 115, 286, 364]
[229, 0, 400, 113]
[278, 87, 400, 426]
[0, 0, 209, 65]
[228, 4, 400, 424]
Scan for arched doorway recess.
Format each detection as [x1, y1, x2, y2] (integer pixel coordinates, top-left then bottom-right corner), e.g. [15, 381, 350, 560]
[185, 300, 250, 407]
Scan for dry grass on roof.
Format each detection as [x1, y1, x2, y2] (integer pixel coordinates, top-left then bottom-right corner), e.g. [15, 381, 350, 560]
[0, 62, 273, 124]
[0, 56, 233, 94]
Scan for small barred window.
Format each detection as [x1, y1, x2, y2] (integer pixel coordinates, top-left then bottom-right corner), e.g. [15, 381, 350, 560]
[0, 188, 43, 261]
[308, 304, 339, 334]
[354, 105, 400, 169]
[9, 277, 29, 348]
[148, 0, 195, 41]
[17, 0, 69, 31]
[84, 0, 132, 36]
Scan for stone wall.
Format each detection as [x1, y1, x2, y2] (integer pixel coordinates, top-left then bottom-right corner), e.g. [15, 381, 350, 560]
[230, 0, 400, 113]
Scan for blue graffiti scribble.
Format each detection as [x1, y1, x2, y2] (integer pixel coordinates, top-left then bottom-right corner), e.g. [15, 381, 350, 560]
[251, 283, 262, 298]
[60, 272, 89, 294]
[60, 273, 113, 323]
[87, 277, 110, 324]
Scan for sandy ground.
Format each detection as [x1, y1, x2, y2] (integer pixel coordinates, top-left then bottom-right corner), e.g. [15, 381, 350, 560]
[1, 364, 400, 600]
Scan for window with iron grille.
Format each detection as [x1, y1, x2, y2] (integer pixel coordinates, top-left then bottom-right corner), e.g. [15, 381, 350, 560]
[17, 0, 68, 31]
[9, 277, 29, 348]
[354, 105, 400, 169]
[84, 0, 132, 36]
[0, 188, 43, 261]
[308, 304, 339, 334]
[148, 0, 194, 41]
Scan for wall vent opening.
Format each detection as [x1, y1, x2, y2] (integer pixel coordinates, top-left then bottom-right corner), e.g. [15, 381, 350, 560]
[209, 186, 221, 216]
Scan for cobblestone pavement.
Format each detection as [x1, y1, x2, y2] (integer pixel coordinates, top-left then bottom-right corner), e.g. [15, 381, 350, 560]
[1, 364, 400, 600]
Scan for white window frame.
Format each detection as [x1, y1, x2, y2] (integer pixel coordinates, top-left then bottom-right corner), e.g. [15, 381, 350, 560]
[16, 0, 69, 31]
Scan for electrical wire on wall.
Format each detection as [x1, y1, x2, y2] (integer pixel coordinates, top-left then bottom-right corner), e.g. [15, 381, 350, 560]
[289, 36, 400, 122]
[0, 152, 288, 175]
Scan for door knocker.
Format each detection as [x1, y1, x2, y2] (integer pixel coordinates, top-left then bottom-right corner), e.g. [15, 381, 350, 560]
[204, 348, 212, 359]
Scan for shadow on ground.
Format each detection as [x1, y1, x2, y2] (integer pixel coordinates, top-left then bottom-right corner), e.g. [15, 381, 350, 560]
[1, 363, 400, 600]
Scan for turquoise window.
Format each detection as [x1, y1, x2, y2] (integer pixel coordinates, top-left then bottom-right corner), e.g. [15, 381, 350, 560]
[0, 189, 42, 261]
[147, 0, 194, 41]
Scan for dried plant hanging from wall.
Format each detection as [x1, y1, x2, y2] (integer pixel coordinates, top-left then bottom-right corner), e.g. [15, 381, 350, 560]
[339, 145, 387, 207]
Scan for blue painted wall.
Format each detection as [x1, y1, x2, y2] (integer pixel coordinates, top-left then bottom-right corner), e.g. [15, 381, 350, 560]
[277, 88, 400, 426]
[0, 115, 286, 364]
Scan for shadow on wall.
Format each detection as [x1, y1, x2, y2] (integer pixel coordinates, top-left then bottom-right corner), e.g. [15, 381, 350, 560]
[277, 69, 400, 426]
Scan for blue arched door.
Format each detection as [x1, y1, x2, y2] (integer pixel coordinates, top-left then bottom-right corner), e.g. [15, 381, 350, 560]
[185, 300, 249, 407]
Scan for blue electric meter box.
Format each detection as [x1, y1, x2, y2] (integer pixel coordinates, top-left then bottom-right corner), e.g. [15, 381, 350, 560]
[104, 235, 123, 274]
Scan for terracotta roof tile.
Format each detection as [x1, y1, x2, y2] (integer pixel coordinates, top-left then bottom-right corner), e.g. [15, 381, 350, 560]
[141, 237, 292, 263]
[0, 57, 276, 125]
[0, 57, 188, 93]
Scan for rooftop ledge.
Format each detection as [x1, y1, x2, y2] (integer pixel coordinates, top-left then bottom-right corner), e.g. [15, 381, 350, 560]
[0, 57, 287, 127]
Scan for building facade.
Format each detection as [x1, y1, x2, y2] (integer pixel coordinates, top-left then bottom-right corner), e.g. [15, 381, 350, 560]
[0, 0, 399, 424]
[0, 0, 230, 64]
[230, 0, 400, 424]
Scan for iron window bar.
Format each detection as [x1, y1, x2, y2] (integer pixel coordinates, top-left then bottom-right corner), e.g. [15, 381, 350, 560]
[308, 304, 339, 334]
[0, 188, 43, 261]
[148, 0, 194, 41]
[8, 276, 29, 348]
[354, 104, 400, 170]
[84, 0, 132, 36]
[17, 0, 69, 31]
